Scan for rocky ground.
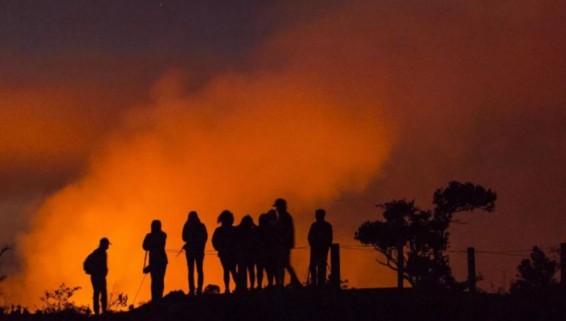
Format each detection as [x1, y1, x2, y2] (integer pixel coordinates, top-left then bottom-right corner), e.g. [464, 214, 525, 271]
[2, 287, 566, 321]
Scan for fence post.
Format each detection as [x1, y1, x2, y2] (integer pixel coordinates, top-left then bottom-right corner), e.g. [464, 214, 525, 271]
[397, 243, 404, 289]
[561, 243, 566, 286]
[467, 247, 476, 293]
[330, 243, 341, 289]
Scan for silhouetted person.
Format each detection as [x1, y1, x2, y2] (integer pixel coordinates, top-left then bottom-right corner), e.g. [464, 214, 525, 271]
[212, 210, 238, 293]
[267, 209, 285, 287]
[308, 209, 333, 287]
[85, 237, 110, 315]
[182, 211, 208, 295]
[273, 198, 301, 286]
[236, 215, 257, 291]
[143, 220, 168, 301]
[257, 211, 277, 288]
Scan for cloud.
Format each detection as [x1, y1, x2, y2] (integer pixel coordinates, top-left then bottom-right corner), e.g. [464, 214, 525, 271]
[4, 0, 566, 305]
[6, 49, 392, 305]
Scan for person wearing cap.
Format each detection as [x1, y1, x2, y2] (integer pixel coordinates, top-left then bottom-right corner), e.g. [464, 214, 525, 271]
[273, 198, 302, 287]
[89, 237, 110, 315]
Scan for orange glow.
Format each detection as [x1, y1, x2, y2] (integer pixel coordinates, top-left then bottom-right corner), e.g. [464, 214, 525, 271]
[6, 66, 393, 306]
[3, 1, 413, 307]
[0, 88, 93, 167]
[4, 0, 566, 305]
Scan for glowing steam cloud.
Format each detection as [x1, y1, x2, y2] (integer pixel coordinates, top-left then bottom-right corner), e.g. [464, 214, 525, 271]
[9, 63, 393, 306]
[4, 0, 566, 305]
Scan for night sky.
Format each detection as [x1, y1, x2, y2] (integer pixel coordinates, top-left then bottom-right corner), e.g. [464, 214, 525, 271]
[1, 0, 565, 306]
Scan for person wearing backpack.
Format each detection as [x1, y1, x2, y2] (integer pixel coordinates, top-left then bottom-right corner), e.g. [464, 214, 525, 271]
[182, 211, 208, 295]
[84, 237, 111, 315]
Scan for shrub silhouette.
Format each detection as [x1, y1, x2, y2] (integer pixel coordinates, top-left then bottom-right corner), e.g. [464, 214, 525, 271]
[39, 283, 88, 314]
[510, 246, 558, 293]
[108, 291, 129, 311]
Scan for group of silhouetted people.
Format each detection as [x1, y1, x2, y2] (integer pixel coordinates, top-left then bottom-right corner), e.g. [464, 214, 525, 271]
[212, 198, 306, 294]
[85, 198, 333, 315]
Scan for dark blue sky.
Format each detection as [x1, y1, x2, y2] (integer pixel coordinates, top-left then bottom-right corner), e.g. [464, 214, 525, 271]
[0, 0, 291, 87]
[1, 0, 271, 54]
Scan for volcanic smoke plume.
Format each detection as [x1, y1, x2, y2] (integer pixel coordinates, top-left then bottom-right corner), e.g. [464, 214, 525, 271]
[5, 0, 566, 306]
[7, 39, 393, 306]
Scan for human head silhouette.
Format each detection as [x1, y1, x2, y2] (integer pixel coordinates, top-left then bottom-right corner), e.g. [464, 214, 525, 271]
[151, 219, 162, 233]
[315, 209, 326, 222]
[188, 211, 200, 223]
[266, 209, 277, 222]
[99, 237, 111, 250]
[217, 210, 234, 226]
[259, 213, 269, 227]
[240, 215, 254, 228]
[273, 198, 287, 212]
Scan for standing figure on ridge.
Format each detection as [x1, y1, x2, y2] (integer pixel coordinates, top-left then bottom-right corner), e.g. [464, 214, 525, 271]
[182, 211, 208, 295]
[84, 237, 111, 315]
[308, 209, 333, 287]
[212, 210, 238, 294]
[273, 198, 301, 287]
[143, 219, 168, 301]
[256, 211, 277, 288]
[236, 215, 257, 291]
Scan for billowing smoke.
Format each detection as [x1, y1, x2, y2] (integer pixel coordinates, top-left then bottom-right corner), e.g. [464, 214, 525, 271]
[7, 43, 392, 305]
[4, 0, 566, 306]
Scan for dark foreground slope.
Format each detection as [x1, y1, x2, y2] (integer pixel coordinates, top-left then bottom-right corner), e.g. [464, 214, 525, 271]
[3, 287, 566, 321]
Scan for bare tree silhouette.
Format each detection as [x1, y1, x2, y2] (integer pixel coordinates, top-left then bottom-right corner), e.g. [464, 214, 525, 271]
[355, 181, 496, 289]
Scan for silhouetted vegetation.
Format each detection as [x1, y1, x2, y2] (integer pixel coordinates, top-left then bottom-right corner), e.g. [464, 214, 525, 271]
[8, 192, 566, 321]
[355, 181, 496, 289]
[107, 291, 129, 311]
[0, 304, 29, 316]
[510, 246, 558, 293]
[4, 288, 566, 321]
[38, 283, 88, 314]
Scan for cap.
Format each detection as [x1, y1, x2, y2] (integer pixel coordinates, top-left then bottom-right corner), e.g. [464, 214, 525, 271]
[100, 237, 111, 245]
[273, 198, 287, 207]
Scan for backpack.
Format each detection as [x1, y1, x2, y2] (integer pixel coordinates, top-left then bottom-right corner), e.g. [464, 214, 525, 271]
[83, 252, 96, 275]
